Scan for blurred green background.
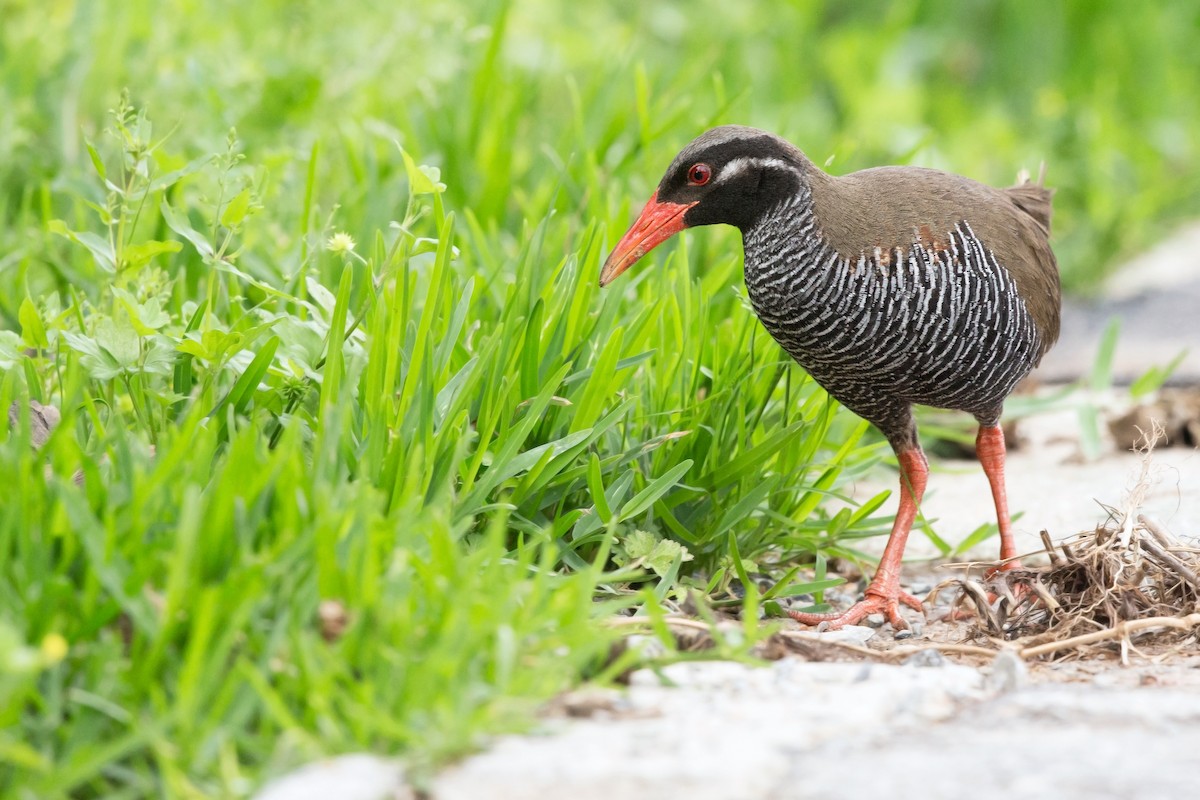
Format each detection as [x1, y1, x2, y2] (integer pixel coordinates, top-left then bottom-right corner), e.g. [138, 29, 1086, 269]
[4, 0, 1199, 307]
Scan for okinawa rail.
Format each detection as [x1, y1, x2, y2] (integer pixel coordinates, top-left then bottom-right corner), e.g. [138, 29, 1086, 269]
[600, 126, 1061, 631]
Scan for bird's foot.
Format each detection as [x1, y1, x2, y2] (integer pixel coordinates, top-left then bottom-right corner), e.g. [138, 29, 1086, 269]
[788, 588, 925, 632]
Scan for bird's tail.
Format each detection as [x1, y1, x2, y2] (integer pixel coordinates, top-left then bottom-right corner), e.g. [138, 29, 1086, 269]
[1006, 162, 1053, 234]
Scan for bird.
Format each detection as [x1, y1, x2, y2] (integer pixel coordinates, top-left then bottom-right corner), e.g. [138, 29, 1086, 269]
[600, 125, 1061, 631]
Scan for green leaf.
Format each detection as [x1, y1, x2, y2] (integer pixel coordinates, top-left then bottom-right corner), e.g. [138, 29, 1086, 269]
[112, 287, 170, 335]
[569, 326, 625, 435]
[727, 530, 753, 592]
[701, 420, 805, 490]
[220, 188, 253, 228]
[160, 200, 215, 259]
[122, 240, 182, 270]
[622, 529, 659, 561]
[586, 453, 612, 523]
[318, 268, 354, 423]
[62, 329, 122, 380]
[94, 318, 140, 370]
[0, 331, 24, 370]
[1089, 317, 1120, 391]
[148, 154, 215, 192]
[19, 297, 49, 350]
[618, 460, 693, 522]
[176, 338, 210, 359]
[613, 529, 693, 579]
[177, 329, 245, 363]
[305, 276, 338, 316]
[0, 734, 49, 771]
[84, 137, 107, 181]
[142, 337, 177, 376]
[953, 522, 998, 555]
[772, 577, 846, 598]
[48, 220, 116, 273]
[232, 339, 279, 414]
[520, 299, 543, 402]
[711, 478, 776, 539]
[399, 147, 446, 195]
[645, 538, 692, 577]
[62, 318, 144, 378]
[1129, 349, 1188, 398]
[561, 350, 656, 387]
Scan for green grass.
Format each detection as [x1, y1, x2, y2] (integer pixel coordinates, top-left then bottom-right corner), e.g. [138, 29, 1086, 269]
[1, 0, 1198, 795]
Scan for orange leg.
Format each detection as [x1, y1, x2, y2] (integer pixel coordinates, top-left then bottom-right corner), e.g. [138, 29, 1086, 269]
[977, 425, 1021, 573]
[790, 448, 928, 631]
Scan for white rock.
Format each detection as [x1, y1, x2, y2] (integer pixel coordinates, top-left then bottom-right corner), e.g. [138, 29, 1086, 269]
[253, 754, 410, 800]
[986, 649, 1029, 694]
[786, 624, 877, 647]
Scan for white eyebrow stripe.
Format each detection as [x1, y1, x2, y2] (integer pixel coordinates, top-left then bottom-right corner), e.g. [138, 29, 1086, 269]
[716, 156, 796, 183]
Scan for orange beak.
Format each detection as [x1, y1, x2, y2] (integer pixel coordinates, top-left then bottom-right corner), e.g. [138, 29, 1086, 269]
[599, 194, 697, 286]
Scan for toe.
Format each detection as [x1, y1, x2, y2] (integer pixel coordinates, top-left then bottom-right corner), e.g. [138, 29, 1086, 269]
[899, 590, 926, 613]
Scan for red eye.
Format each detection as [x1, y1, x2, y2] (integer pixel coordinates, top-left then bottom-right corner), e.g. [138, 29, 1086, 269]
[687, 163, 712, 186]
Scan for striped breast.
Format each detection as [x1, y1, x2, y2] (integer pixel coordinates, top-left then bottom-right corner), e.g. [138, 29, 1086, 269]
[742, 186, 1044, 430]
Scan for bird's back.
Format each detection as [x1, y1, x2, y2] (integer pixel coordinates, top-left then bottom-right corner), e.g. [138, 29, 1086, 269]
[742, 163, 1061, 434]
[812, 165, 1061, 351]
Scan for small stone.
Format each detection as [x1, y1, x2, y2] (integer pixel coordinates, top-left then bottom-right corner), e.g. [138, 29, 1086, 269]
[787, 625, 875, 647]
[829, 625, 876, 646]
[866, 613, 886, 627]
[624, 634, 669, 661]
[8, 399, 61, 450]
[987, 649, 1029, 693]
[317, 600, 349, 642]
[253, 755, 410, 800]
[554, 687, 626, 718]
[903, 649, 946, 668]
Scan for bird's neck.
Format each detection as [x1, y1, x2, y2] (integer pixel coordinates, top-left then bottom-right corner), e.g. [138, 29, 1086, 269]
[741, 180, 828, 290]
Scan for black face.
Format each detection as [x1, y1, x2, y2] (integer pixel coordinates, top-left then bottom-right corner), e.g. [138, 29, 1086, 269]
[654, 126, 807, 232]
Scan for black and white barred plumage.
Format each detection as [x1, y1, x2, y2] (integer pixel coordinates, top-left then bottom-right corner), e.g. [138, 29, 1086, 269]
[742, 176, 1043, 450]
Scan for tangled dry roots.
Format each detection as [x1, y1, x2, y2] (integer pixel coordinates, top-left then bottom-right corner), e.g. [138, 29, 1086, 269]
[933, 514, 1200, 659]
[933, 424, 1200, 660]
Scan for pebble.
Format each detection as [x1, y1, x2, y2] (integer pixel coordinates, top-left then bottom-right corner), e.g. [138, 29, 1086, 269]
[987, 649, 1029, 693]
[903, 649, 947, 668]
[788, 624, 876, 647]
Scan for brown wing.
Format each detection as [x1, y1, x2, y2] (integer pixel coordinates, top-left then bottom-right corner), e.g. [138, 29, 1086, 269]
[809, 165, 1062, 356]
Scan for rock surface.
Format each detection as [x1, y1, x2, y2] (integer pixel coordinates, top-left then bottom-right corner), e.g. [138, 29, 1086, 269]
[429, 656, 1200, 800]
[783, 687, 1200, 800]
[432, 659, 986, 800]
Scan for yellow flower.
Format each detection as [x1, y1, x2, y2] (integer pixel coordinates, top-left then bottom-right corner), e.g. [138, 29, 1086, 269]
[41, 633, 68, 664]
[326, 232, 356, 254]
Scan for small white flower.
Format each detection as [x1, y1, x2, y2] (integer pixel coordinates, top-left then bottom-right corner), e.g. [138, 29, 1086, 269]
[326, 232, 356, 254]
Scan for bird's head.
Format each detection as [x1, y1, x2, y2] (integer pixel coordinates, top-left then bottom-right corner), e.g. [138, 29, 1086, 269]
[599, 125, 809, 286]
